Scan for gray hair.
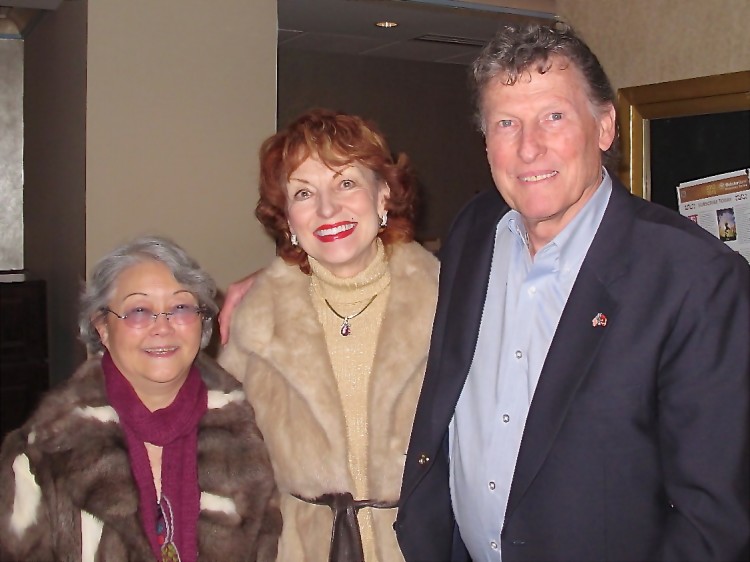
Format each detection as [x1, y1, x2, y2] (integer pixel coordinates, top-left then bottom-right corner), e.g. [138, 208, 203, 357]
[79, 235, 219, 354]
[471, 23, 619, 170]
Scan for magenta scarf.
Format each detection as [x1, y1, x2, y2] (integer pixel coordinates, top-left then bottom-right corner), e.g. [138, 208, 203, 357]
[103, 351, 207, 562]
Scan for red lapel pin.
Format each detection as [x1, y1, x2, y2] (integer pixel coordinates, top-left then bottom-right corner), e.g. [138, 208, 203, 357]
[591, 312, 608, 327]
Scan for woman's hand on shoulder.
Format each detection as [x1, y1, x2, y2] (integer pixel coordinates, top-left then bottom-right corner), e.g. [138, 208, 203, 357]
[219, 271, 261, 345]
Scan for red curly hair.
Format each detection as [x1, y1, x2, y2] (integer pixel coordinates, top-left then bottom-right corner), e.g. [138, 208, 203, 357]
[256, 108, 417, 273]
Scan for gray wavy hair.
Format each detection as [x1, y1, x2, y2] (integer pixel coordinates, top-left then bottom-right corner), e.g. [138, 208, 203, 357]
[79, 235, 219, 354]
[471, 23, 619, 170]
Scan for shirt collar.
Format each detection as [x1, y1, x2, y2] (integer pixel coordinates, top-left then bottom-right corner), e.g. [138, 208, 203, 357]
[504, 167, 613, 267]
[554, 168, 612, 268]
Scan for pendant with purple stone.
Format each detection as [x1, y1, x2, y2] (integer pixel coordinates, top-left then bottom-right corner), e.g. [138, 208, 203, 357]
[324, 293, 380, 337]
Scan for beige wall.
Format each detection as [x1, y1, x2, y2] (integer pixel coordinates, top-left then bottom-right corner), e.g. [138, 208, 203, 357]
[25, 0, 277, 383]
[558, 0, 750, 90]
[86, 0, 277, 290]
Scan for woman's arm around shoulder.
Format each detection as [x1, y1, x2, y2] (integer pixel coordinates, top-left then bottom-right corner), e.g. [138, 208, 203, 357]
[219, 259, 300, 380]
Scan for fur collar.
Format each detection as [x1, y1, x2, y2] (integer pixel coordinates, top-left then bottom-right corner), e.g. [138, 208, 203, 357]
[15, 354, 278, 560]
[226, 241, 439, 497]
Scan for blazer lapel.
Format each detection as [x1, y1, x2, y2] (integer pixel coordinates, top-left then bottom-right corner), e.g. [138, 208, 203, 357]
[505, 183, 635, 517]
[504, 264, 618, 517]
[427, 192, 509, 446]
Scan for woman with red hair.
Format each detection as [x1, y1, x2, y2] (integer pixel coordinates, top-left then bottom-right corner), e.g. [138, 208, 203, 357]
[220, 109, 438, 561]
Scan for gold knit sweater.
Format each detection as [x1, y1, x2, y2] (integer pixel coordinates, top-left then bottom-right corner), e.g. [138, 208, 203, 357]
[308, 240, 391, 562]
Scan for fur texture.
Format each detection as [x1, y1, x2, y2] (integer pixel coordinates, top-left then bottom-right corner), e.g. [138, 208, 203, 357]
[0, 354, 281, 562]
[220, 242, 439, 561]
[9, 454, 40, 537]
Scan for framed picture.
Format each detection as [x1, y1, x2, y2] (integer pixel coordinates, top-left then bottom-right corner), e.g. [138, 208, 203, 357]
[616, 71, 750, 209]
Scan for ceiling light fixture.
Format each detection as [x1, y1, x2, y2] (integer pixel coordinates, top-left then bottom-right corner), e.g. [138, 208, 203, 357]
[375, 21, 398, 28]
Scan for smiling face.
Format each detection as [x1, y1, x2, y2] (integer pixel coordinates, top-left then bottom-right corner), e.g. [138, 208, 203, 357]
[481, 59, 616, 250]
[285, 156, 390, 278]
[95, 260, 202, 409]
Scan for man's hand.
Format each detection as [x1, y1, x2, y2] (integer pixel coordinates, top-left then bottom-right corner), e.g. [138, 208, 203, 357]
[218, 272, 258, 344]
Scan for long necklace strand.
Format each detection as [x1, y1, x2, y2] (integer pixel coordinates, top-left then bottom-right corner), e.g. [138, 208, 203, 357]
[324, 293, 379, 336]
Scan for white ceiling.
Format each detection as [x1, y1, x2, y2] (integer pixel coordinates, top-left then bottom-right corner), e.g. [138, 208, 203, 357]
[279, 0, 559, 65]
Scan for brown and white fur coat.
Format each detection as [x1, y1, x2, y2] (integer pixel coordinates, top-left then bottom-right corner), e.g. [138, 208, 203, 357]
[0, 354, 281, 562]
[220, 241, 439, 561]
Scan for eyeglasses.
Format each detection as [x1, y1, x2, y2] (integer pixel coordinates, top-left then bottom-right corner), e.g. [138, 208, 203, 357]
[104, 304, 206, 329]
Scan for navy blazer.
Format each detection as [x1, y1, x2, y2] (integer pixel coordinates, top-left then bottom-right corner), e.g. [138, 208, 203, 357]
[396, 179, 750, 562]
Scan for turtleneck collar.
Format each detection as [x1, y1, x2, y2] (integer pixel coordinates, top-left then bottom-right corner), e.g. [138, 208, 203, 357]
[309, 238, 391, 305]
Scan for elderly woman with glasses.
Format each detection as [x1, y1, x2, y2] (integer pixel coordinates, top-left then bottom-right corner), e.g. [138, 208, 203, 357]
[0, 235, 281, 562]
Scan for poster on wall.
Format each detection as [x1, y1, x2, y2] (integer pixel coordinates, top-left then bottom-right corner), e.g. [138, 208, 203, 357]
[676, 168, 750, 264]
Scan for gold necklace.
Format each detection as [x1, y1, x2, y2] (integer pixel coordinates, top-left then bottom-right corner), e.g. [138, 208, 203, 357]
[324, 293, 379, 336]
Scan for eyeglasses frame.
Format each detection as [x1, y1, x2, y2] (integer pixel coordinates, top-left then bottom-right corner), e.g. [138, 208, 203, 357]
[103, 305, 208, 328]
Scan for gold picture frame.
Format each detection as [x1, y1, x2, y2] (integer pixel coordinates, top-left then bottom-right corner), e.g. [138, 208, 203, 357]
[617, 71, 750, 199]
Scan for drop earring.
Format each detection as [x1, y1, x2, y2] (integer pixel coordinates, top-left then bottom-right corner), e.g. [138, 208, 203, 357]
[379, 211, 388, 228]
[290, 233, 298, 246]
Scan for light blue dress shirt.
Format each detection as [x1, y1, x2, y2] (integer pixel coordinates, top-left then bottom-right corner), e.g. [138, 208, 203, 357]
[449, 170, 613, 562]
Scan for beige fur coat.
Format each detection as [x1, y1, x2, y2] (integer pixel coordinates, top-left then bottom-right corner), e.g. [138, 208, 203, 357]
[220, 241, 439, 562]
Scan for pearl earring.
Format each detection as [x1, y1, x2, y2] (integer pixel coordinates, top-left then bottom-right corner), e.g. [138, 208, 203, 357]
[380, 211, 388, 228]
[290, 233, 298, 246]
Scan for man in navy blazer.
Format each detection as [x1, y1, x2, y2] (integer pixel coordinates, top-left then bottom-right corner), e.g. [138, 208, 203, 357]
[395, 23, 750, 562]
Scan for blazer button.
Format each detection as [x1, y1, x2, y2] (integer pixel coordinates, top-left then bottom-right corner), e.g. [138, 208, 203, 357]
[418, 453, 430, 465]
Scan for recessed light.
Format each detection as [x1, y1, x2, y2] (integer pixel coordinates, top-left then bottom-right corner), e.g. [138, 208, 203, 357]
[375, 21, 399, 28]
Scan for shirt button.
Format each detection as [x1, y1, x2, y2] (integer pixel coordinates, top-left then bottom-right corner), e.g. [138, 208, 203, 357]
[489, 481, 496, 490]
[528, 286, 536, 295]
[490, 541, 498, 550]
[502, 414, 510, 423]
[515, 350, 523, 359]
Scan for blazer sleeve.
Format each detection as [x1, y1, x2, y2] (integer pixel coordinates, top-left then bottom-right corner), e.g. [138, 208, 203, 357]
[657, 250, 750, 561]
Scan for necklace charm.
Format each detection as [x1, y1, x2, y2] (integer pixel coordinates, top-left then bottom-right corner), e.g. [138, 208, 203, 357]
[324, 292, 379, 337]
